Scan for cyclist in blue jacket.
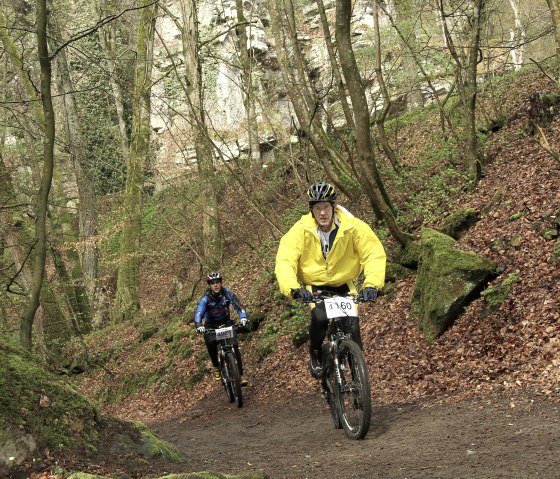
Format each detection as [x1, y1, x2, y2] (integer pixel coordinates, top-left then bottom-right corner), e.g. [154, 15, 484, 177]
[194, 272, 249, 385]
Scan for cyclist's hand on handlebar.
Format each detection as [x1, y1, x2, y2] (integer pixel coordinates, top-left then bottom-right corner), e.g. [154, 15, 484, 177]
[196, 325, 206, 334]
[362, 287, 378, 302]
[240, 317, 248, 327]
[291, 288, 313, 302]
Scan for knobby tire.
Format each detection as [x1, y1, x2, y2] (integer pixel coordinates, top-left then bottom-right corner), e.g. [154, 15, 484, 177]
[225, 351, 243, 408]
[334, 339, 371, 440]
[220, 354, 235, 403]
[322, 343, 342, 429]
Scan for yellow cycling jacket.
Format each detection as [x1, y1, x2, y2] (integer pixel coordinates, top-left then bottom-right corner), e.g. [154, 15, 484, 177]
[275, 205, 386, 298]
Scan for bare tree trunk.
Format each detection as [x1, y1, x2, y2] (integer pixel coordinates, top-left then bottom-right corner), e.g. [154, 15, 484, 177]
[95, 0, 131, 161]
[113, 0, 157, 322]
[372, 0, 400, 171]
[267, 0, 361, 198]
[179, 0, 222, 271]
[235, 0, 261, 166]
[438, 0, 484, 183]
[315, 0, 355, 130]
[20, 0, 55, 350]
[546, 0, 560, 82]
[508, 0, 525, 70]
[49, 12, 98, 309]
[335, 0, 411, 247]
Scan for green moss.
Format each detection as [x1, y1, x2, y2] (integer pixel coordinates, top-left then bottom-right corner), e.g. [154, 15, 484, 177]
[130, 420, 185, 462]
[139, 325, 159, 342]
[509, 211, 524, 222]
[0, 341, 100, 450]
[480, 270, 521, 312]
[438, 208, 478, 239]
[412, 229, 496, 341]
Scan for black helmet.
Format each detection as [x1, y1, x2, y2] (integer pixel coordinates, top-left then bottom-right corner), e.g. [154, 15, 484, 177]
[206, 272, 222, 283]
[306, 182, 337, 206]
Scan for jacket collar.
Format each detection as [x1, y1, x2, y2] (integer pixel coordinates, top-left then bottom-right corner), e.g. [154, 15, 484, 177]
[301, 205, 354, 234]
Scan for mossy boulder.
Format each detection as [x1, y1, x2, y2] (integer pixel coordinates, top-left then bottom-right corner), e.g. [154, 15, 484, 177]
[480, 270, 520, 312]
[0, 341, 184, 476]
[0, 341, 101, 473]
[438, 208, 479, 239]
[394, 240, 421, 268]
[412, 229, 496, 341]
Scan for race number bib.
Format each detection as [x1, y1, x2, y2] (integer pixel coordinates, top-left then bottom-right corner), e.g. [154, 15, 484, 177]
[324, 297, 357, 319]
[215, 326, 234, 340]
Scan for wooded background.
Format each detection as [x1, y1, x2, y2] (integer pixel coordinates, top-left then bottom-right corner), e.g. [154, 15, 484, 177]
[0, 0, 557, 361]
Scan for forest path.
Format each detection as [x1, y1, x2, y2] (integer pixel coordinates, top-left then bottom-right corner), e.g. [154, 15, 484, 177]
[150, 387, 559, 479]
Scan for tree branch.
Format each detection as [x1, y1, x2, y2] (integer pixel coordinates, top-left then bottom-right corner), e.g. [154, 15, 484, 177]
[49, 2, 158, 59]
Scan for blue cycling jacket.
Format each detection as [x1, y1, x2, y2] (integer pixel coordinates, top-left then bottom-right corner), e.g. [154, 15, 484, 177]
[194, 287, 247, 326]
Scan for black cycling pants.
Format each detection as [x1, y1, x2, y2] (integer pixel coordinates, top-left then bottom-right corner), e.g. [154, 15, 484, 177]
[309, 304, 361, 352]
[309, 284, 362, 353]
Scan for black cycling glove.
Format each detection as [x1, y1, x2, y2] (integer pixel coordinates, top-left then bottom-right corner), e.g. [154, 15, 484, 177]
[362, 287, 378, 302]
[291, 288, 313, 302]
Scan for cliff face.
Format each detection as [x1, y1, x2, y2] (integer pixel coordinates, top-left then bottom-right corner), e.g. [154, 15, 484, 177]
[150, 0, 383, 190]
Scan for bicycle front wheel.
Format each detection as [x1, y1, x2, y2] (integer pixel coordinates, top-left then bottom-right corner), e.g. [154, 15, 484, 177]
[322, 342, 341, 429]
[334, 339, 371, 440]
[225, 351, 243, 408]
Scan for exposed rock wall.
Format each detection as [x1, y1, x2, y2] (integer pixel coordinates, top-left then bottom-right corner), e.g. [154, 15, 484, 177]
[150, 0, 384, 190]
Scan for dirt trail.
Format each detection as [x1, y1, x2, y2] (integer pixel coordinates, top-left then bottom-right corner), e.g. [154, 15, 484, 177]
[149, 386, 559, 479]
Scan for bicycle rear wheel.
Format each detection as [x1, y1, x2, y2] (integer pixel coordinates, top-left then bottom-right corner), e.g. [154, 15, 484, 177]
[334, 339, 371, 440]
[322, 343, 341, 429]
[225, 351, 243, 408]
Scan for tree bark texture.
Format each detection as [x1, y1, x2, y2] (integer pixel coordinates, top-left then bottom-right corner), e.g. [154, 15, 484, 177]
[180, 0, 223, 271]
[20, 0, 56, 351]
[335, 0, 411, 247]
[113, 0, 157, 322]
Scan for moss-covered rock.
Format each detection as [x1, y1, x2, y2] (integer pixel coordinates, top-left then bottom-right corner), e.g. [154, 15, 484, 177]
[0, 342, 100, 473]
[394, 240, 421, 268]
[130, 420, 185, 462]
[0, 341, 187, 476]
[480, 270, 520, 312]
[412, 229, 496, 341]
[438, 208, 479, 239]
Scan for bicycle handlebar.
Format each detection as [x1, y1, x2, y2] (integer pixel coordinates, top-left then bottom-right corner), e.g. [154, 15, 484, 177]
[203, 323, 242, 336]
[302, 290, 371, 304]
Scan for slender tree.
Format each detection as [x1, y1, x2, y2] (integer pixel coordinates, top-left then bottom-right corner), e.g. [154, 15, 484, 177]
[113, 0, 158, 322]
[546, 0, 560, 82]
[20, 0, 56, 350]
[335, 0, 412, 246]
[179, 0, 223, 271]
[437, 0, 485, 182]
[267, 0, 361, 198]
[235, 0, 261, 166]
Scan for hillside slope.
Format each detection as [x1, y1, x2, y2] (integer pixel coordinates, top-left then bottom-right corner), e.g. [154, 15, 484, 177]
[77, 67, 559, 426]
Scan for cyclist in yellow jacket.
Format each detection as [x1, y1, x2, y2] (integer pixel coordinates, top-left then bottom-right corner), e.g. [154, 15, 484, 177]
[275, 182, 386, 378]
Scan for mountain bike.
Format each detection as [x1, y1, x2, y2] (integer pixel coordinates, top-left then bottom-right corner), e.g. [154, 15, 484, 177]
[204, 324, 243, 408]
[310, 291, 372, 440]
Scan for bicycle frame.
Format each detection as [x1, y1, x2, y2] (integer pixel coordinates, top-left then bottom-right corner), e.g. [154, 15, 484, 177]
[309, 292, 372, 440]
[204, 324, 243, 408]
